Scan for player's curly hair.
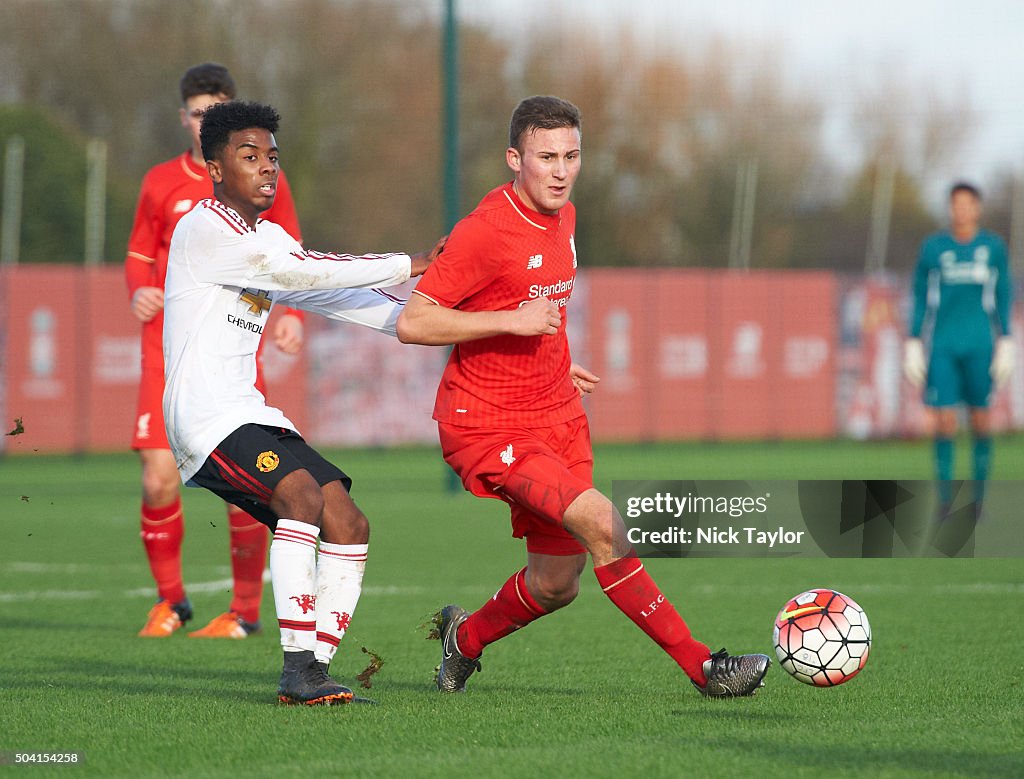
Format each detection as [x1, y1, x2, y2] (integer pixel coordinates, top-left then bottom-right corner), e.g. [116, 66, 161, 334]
[509, 96, 581, 151]
[200, 101, 281, 162]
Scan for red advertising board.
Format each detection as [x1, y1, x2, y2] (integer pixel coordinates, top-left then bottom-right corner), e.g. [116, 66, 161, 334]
[707, 272, 781, 439]
[3, 265, 1010, 452]
[0, 266, 308, 453]
[2, 267, 83, 452]
[81, 267, 142, 450]
[584, 269, 837, 442]
[584, 269, 661, 440]
[651, 270, 712, 439]
[775, 273, 837, 438]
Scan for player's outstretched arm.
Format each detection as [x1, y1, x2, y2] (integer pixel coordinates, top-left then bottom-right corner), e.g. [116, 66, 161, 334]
[396, 293, 560, 346]
[275, 287, 404, 335]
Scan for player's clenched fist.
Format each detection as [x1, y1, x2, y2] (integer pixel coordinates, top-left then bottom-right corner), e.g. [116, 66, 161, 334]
[514, 297, 561, 336]
[131, 286, 165, 322]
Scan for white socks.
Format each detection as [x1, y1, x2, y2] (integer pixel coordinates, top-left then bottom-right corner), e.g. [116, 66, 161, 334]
[315, 543, 368, 665]
[270, 520, 368, 664]
[269, 519, 319, 652]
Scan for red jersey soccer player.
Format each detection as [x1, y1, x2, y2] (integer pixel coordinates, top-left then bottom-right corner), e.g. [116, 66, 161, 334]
[398, 96, 770, 697]
[126, 63, 304, 639]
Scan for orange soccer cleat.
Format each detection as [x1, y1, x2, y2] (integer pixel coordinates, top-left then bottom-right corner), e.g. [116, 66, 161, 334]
[138, 598, 193, 637]
[188, 611, 260, 639]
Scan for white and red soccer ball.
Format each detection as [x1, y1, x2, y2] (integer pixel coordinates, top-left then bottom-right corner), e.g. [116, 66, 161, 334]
[773, 589, 871, 687]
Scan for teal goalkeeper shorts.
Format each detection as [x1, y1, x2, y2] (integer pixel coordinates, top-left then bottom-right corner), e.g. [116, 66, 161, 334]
[925, 343, 993, 408]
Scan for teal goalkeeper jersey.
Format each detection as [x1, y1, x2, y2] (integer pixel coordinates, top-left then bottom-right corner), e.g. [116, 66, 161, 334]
[909, 229, 1012, 349]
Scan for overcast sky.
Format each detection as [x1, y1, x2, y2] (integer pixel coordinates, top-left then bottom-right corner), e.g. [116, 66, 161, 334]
[460, 0, 1024, 199]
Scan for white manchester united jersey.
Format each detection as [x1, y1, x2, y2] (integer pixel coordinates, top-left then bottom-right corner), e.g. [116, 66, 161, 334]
[163, 198, 411, 482]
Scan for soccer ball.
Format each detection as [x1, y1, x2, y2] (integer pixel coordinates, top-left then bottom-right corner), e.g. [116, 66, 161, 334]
[772, 589, 871, 687]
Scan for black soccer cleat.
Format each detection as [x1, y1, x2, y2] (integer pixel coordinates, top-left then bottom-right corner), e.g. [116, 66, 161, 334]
[435, 604, 482, 693]
[693, 648, 771, 697]
[277, 650, 354, 706]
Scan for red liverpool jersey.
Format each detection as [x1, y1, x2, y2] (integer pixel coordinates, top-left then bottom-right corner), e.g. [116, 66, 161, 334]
[124, 151, 302, 368]
[414, 182, 584, 427]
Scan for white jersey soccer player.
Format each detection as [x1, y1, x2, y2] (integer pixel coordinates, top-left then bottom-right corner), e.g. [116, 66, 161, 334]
[163, 197, 409, 483]
[172, 99, 442, 705]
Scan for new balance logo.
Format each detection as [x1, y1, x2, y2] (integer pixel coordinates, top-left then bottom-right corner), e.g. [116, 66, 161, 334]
[499, 444, 516, 466]
[527, 254, 543, 270]
[173, 199, 193, 214]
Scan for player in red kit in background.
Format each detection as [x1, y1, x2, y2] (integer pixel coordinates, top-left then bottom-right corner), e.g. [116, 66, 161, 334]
[126, 63, 305, 639]
[397, 95, 770, 697]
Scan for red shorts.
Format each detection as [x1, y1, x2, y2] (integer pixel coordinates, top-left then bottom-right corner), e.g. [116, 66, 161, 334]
[132, 365, 169, 450]
[438, 416, 593, 556]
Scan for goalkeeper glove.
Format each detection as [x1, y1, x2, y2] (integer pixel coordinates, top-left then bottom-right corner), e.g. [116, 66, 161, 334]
[990, 336, 1015, 388]
[903, 338, 926, 387]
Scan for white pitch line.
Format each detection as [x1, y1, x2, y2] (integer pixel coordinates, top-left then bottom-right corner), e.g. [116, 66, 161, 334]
[0, 589, 104, 602]
[0, 565, 434, 602]
[5, 562, 120, 574]
[4, 560, 1019, 601]
[0, 579, 1021, 603]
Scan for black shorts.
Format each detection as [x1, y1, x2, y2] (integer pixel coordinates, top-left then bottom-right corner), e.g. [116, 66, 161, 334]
[190, 424, 351, 530]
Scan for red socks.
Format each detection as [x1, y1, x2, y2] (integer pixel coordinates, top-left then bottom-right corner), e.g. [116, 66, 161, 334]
[457, 568, 547, 659]
[140, 498, 185, 604]
[141, 501, 268, 623]
[455, 556, 710, 685]
[227, 508, 269, 624]
[594, 553, 710, 684]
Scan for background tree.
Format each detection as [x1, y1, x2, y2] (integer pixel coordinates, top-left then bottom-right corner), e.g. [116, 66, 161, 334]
[1, 0, 983, 270]
[0, 105, 133, 263]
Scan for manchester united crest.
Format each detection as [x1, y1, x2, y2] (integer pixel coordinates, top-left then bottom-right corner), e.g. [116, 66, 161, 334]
[256, 450, 280, 473]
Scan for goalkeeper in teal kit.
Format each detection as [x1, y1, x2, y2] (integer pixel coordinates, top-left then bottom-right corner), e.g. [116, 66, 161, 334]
[904, 182, 1015, 518]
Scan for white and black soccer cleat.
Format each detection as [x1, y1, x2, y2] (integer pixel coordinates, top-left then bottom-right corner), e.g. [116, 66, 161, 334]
[435, 604, 482, 693]
[693, 648, 770, 697]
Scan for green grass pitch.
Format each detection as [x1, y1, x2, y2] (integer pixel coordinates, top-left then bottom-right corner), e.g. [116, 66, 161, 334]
[2, 438, 1022, 778]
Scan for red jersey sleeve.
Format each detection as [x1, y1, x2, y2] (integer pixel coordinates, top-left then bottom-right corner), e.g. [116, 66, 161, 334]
[125, 256, 155, 298]
[124, 169, 162, 296]
[413, 216, 500, 309]
[125, 170, 161, 263]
